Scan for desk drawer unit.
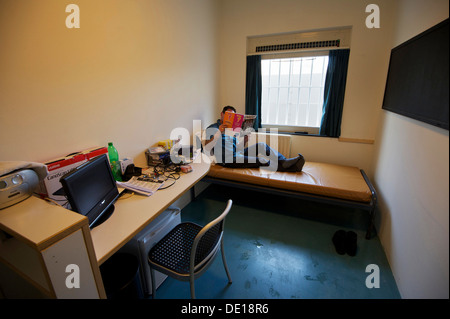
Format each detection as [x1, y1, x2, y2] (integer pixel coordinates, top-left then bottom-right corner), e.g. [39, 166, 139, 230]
[121, 207, 181, 296]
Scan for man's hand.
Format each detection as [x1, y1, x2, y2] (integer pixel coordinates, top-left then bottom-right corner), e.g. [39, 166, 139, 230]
[218, 123, 228, 133]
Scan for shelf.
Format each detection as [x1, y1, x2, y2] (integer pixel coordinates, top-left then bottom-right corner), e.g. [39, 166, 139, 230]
[0, 236, 51, 296]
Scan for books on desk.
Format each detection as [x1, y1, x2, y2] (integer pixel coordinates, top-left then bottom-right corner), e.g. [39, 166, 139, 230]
[116, 176, 163, 196]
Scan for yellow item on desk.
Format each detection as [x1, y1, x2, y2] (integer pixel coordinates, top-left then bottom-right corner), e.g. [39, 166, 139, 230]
[158, 139, 179, 150]
[158, 140, 173, 150]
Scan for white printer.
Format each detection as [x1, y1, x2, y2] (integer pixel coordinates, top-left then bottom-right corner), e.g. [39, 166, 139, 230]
[0, 169, 39, 210]
[0, 161, 48, 210]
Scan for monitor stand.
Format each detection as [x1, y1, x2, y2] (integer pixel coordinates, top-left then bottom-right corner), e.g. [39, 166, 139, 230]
[90, 205, 115, 229]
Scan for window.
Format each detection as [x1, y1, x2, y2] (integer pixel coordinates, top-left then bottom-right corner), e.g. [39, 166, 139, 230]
[246, 27, 352, 135]
[261, 54, 329, 133]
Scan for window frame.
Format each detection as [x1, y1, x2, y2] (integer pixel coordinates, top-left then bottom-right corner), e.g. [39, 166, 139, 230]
[246, 27, 352, 136]
[260, 51, 329, 134]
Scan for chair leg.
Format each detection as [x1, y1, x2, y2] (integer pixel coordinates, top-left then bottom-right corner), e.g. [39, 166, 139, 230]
[221, 238, 232, 284]
[189, 276, 196, 299]
[150, 267, 156, 299]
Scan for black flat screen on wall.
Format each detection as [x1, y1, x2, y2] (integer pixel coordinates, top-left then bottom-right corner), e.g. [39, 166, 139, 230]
[382, 18, 449, 130]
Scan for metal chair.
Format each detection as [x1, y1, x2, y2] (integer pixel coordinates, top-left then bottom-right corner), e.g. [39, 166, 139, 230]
[148, 199, 233, 298]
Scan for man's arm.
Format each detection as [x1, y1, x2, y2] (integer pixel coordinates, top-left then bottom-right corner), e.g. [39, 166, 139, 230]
[202, 125, 226, 155]
[204, 128, 222, 146]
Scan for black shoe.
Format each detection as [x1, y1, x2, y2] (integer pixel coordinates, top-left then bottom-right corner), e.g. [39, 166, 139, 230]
[295, 154, 305, 172]
[345, 231, 357, 256]
[277, 155, 304, 172]
[332, 230, 347, 255]
[278, 157, 299, 171]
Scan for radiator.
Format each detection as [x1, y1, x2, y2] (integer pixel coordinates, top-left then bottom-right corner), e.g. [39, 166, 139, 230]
[247, 132, 291, 158]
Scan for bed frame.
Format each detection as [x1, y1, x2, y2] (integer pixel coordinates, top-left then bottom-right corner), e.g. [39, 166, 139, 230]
[202, 169, 377, 239]
[198, 132, 378, 239]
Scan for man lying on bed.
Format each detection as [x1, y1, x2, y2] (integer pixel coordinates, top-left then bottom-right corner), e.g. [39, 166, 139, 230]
[204, 105, 305, 172]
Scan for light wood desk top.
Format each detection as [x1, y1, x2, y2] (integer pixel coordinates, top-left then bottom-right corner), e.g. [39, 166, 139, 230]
[90, 157, 211, 265]
[0, 195, 88, 251]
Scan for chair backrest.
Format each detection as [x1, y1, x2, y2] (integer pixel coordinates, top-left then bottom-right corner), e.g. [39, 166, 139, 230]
[190, 199, 232, 273]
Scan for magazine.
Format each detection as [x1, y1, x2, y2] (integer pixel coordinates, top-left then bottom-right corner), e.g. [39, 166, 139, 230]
[242, 114, 257, 131]
[223, 112, 256, 131]
[223, 112, 244, 130]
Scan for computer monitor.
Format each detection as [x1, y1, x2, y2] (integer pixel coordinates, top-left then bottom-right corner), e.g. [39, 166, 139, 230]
[60, 154, 119, 228]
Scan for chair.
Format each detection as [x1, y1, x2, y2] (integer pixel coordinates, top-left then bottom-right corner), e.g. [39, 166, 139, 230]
[148, 199, 233, 298]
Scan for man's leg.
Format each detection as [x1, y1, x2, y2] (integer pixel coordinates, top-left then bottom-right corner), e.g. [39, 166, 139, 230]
[244, 142, 285, 162]
[245, 142, 304, 171]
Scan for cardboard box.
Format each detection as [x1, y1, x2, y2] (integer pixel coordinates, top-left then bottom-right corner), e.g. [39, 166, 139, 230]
[40, 147, 108, 207]
[120, 158, 134, 174]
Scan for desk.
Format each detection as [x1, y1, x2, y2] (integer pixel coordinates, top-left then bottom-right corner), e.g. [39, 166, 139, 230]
[91, 158, 210, 265]
[0, 196, 103, 298]
[0, 156, 210, 298]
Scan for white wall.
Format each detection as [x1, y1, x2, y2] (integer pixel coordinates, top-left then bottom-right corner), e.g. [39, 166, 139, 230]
[216, 0, 398, 177]
[373, 0, 449, 299]
[0, 0, 218, 166]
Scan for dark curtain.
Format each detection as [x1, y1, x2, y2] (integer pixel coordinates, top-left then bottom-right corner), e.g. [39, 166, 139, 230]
[319, 49, 350, 137]
[245, 55, 262, 130]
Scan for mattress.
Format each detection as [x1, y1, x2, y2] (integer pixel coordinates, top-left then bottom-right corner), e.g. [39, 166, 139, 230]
[207, 161, 372, 203]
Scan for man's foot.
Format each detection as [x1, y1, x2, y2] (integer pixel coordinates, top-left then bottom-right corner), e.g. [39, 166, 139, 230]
[278, 157, 299, 169]
[295, 154, 305, 171]
[277, 154, 305, 172]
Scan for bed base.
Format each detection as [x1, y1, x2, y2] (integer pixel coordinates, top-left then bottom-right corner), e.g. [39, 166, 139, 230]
[201, 169, 377, 239]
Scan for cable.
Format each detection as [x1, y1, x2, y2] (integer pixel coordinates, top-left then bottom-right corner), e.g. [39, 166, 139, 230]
[152, 162, 181, 190]
[34, 192, 68, 207]
[117, 188, 135, 200]
[117, 191, 135, 200]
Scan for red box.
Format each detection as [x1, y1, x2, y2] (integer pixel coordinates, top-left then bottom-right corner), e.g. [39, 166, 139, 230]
[40, 147, 108, 207]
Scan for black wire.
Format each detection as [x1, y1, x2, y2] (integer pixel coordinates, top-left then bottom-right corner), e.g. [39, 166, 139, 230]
[152, 162, 181, 190]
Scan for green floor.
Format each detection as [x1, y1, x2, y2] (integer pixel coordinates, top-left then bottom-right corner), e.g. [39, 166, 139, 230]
[154, 184, 400, 299]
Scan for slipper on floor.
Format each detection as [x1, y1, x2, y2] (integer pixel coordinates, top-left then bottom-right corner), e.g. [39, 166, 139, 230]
[332, 230, 347, 255]
[345, 231, 357, 256]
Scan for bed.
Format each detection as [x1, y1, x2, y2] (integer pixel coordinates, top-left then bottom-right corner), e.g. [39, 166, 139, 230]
[200, 132, 378, 239]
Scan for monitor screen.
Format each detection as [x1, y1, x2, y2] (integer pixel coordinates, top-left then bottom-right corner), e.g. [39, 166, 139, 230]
[60, 154, 119, 228]
[382, 18, 449, 130]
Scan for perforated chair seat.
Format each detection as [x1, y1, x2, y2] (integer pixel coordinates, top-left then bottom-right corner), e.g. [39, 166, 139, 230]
[149, 222, 205, 275]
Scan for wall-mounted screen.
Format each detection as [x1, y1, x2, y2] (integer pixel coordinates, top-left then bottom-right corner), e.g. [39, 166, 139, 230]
[382, 18, 448, 130]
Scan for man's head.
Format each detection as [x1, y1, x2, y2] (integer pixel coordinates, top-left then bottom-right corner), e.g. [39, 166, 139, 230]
[222, 105, 236, 114]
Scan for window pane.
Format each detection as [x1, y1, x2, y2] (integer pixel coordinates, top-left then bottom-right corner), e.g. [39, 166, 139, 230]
[261, 55, 328, 128]
[279, 60, 290, 87]
[298, 104, 308, 126]
[299, 87, 309, 104]
[269, 61, 280, 87]
[310, 87, 321, 104]
[278, 88, 289, 125]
